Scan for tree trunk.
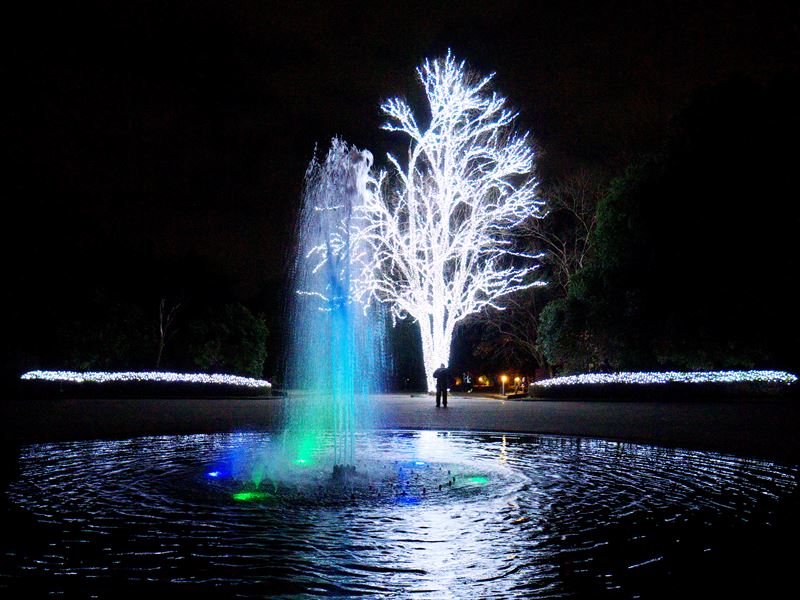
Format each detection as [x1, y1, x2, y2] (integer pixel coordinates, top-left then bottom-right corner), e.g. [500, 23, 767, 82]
[418, 315, 453, 392]
[155, 339, 165, 370]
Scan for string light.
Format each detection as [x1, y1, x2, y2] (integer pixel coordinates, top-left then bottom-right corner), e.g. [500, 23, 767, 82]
[20, 370, 272, 388]
[533, 370, 797, 387]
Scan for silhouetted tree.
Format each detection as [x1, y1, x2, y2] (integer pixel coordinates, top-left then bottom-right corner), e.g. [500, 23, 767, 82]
[155, 297, 182, 369]
[188, 303, 269, 377]
[57, 300, 153, 370]
[476, 169, 606, 374]
[540, 76, 800, 373]
[522, 168, 605, 293]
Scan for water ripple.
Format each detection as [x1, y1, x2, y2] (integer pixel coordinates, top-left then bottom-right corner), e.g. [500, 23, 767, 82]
[2, 431, 798, 597]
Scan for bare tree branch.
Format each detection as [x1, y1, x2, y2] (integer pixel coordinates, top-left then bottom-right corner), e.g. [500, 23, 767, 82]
[520, 168, 605, 293]
[156, 297, 182, 369]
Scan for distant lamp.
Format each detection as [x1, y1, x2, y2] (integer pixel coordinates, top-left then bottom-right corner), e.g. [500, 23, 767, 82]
[500, 374, 508, 395]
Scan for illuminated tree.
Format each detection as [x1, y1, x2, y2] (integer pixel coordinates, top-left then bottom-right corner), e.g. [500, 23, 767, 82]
[354, 52, 546, 391]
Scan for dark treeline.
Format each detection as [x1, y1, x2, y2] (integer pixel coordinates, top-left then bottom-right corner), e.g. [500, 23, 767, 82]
[2, 245, 276, 388]
[4, 75, 798, 389]
[532, 75, 799, 375]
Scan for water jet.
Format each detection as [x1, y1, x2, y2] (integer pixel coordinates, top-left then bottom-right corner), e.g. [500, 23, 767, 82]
[283, 139, 383, 475]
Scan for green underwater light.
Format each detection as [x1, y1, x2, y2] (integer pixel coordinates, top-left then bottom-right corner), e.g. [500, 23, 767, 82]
[467, 476, 488, 485]
[232, 491, 273, 502]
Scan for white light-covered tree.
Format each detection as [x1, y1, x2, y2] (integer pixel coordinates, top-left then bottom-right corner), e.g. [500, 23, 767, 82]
[353, 52, 546, 391]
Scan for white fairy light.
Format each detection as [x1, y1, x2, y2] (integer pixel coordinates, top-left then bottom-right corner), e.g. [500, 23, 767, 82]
[533, 370, 798, 387]
[352, 51, 546, 391]
[20, 370, 272, 388]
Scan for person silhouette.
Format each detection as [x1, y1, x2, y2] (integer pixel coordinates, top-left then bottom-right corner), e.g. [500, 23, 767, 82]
[432, 363, 450, 408]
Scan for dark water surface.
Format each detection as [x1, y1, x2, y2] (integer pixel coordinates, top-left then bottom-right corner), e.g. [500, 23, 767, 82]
[1, 431, 798, 598]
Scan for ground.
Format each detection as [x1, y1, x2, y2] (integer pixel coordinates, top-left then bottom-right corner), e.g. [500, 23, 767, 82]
[3, 393, 798, 464]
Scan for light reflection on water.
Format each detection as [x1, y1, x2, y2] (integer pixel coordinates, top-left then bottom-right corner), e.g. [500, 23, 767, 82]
[2, 431, 798, 597]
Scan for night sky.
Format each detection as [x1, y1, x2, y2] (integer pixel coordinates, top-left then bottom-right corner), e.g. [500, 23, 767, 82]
[4, 1, 797, 296]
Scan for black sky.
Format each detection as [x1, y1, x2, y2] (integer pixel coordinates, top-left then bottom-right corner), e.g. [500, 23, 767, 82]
[3, 1, 797, 296]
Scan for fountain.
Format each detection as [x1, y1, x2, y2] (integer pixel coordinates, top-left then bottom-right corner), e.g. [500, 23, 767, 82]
[5, 431, 799, 596]
[282, 138, 384, 474]
[2, 139, 797, 598]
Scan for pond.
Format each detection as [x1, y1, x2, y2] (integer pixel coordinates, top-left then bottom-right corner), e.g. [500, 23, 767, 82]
[1, 431, 797, 597]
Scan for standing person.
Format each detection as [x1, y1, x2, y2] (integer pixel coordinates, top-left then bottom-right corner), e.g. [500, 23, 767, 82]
[433, 363, 450, 408]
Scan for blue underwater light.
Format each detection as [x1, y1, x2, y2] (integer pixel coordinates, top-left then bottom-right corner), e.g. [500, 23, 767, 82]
[397, 460, 428, 470]
[395, 495, 421, 505]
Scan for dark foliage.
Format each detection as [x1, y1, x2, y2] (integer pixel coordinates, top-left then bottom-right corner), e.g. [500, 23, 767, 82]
[186, 303, 268, 378]
[540, 76, 800, 373]
[56, 298, 153, 371]
[385, 319, 427, 392]
[1, 247, 271, 386]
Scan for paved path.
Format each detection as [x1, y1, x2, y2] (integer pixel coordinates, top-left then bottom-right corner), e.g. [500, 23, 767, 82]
[375, 394, 800, 464]
[2, 393, 798, 464]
